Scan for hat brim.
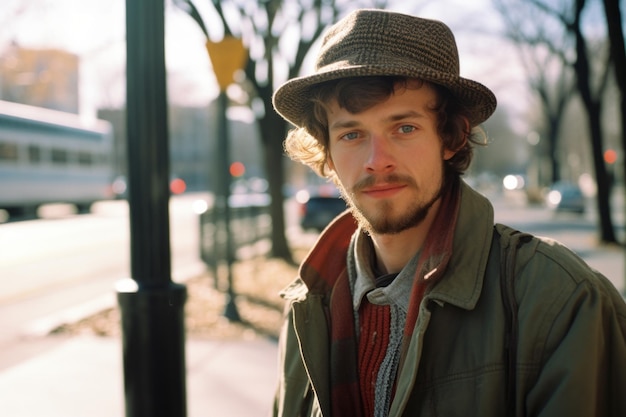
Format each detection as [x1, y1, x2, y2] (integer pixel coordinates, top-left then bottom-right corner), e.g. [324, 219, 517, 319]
[273, 62, 496, 129]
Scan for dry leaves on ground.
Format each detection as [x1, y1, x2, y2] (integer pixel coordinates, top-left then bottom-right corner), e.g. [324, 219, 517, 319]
[54, 249, 307, 341]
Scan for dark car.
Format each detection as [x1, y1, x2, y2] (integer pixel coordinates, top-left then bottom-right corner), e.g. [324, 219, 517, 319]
[546, 182, 586, 214]
[297, 187, 348, 232]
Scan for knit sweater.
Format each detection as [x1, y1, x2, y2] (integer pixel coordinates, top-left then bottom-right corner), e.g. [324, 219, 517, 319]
[348, 232, 421, 416]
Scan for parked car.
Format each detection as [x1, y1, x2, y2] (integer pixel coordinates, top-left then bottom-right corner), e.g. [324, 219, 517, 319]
[296, 185, 348, 232]
[546, 182, 586, 214]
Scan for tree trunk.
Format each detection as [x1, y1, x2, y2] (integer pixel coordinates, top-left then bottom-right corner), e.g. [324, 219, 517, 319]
[546, 115, 561, 184]
[258, 109, 293, 263]
[602, 0, 626, 248]
[572, 0, 617, 243]
[586, 102, 617, 243]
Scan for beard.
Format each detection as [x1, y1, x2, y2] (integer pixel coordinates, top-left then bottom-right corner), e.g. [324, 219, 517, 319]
[338, 172, 444, 235]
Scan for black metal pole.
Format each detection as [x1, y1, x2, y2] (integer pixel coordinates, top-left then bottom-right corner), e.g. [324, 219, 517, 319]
[215, 91, 240, 321]
[117, 0, 187, 416]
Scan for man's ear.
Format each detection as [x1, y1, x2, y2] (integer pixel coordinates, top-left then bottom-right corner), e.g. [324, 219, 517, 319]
[444, 117, 470, 160]
[326, 154, 335, 171]
[443, 148, 457, 161]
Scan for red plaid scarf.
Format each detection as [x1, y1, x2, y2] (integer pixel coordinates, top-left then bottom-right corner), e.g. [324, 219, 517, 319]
[328, 177, 461, 417]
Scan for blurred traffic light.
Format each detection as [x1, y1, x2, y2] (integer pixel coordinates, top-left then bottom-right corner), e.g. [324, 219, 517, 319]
[230, 161, 245, 177]
[604, 149, 617, 165]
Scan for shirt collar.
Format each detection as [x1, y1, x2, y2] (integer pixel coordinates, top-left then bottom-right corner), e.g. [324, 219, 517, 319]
[351, 230, 421, 313]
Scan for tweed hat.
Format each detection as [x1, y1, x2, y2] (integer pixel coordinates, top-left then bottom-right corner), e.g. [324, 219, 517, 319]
[272, 9, 496, 128]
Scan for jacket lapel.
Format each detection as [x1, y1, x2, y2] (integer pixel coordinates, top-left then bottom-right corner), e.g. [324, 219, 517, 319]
[390, 182, 496, 415]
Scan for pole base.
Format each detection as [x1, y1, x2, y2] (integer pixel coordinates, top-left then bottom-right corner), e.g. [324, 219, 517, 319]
[116, 279, 187, 417]
[222, 294, 241, 322]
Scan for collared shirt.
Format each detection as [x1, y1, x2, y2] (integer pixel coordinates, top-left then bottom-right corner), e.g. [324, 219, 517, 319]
[351, 229, 421, 313]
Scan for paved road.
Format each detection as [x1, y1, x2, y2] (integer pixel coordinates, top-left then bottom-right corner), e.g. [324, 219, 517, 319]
[0, 195, 206, 370]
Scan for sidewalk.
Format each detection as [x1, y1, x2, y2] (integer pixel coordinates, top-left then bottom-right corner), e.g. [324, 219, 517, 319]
[0, 336, 278, 417]
[0, 259, 279, 417]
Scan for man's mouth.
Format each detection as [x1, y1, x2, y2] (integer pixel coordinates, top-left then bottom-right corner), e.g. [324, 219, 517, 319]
[361, 183, 407, 198]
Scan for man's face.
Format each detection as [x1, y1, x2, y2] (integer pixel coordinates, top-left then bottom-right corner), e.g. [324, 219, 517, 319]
[326, 81, 455, 235]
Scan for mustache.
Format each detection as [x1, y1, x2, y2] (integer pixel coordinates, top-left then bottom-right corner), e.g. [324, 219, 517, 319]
[351, 173, 417, 193]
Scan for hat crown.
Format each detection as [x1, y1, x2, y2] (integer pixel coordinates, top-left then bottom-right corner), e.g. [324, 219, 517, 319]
[317, 9, 460, 76]
[272, 9, 496, 128]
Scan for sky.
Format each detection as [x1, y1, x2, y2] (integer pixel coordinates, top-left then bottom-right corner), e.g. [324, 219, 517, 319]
[0, 0, 528, 128]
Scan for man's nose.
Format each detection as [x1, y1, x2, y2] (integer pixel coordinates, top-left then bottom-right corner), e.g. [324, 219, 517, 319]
[365, 136, 395, 173]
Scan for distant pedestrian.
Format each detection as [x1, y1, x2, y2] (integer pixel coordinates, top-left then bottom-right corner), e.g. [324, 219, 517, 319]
[271, 8, 626, 417]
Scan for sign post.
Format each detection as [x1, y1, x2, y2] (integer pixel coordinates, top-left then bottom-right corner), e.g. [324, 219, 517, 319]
[206, 37, 247, 321]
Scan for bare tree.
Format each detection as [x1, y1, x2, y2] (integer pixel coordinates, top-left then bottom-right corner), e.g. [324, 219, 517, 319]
[493, 0, 577, 186]
[174, 0, 390, 261]
[601, 0, 626, 221]
[568, 0, 616, 243]
[493, 0, 617, 243]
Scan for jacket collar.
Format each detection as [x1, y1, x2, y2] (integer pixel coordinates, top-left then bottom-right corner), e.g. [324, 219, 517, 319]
[425, 182, 494, 310]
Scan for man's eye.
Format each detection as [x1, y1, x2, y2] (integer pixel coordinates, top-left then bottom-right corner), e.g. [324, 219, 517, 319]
[398, 125, 416, 134]
[341, 131, 360, 141]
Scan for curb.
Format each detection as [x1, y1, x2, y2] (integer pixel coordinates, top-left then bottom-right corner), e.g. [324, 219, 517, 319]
[23, 261, 208, 337]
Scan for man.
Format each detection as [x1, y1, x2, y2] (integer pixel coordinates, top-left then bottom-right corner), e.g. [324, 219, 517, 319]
[271, 9, 626, 417]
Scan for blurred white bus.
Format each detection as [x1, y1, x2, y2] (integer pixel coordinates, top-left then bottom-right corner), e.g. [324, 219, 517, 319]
[0, 100, 114, 218]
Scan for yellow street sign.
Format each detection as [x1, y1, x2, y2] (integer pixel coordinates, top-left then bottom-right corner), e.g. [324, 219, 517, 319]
[206, 37, 248, 91]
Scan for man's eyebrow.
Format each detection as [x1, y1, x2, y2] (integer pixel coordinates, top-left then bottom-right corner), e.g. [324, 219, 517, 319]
[329, 119, 361, 131]
[385, 110, 427, 122]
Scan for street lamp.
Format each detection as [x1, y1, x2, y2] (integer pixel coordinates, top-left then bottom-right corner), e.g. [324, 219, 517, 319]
[116, 0, 187, 416]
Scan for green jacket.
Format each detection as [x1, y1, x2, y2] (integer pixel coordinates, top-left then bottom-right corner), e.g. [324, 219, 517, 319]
[273, 182, 626, 416]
